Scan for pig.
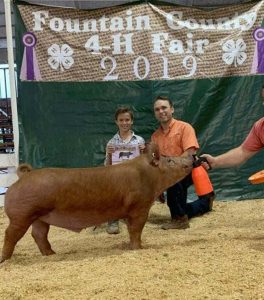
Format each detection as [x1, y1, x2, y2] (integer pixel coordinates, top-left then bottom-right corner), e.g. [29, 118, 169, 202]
[119, 151, 133, 159]
[0, 143, 192, 262]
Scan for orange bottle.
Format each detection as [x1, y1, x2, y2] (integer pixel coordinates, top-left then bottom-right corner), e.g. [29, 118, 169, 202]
[192, 156, 214, 197]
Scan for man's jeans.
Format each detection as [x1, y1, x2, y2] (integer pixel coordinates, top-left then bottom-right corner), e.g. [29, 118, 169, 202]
[166, 173, 214, 219]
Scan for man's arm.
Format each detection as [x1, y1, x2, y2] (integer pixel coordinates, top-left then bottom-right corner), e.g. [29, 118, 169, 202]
[202, 146, 258, 169]
[181, 147, 197, 157]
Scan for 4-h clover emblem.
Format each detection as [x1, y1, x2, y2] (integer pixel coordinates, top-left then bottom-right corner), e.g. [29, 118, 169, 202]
[222, 39, 247, 67]
[48, 44, 74, 71]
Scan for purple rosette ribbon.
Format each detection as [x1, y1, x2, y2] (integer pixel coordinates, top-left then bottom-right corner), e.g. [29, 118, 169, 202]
[251, 27, 264, 74]
[20, 32, 42, 81]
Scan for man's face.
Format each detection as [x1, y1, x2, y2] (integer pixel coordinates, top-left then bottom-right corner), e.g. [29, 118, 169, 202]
[115, 112, 133, 134]
[154, 99, 174, 124]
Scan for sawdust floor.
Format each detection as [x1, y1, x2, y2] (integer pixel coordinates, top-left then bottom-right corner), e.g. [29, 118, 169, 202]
[0, 199, 264, 300]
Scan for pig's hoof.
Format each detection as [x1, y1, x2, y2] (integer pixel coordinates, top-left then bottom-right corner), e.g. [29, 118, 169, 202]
[42, 249, 56, 256]
[0, 257, 8, 264]
[130, 244, 143, 250]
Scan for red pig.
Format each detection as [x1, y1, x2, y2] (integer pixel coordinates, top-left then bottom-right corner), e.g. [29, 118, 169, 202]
[1, 143, 192, 262]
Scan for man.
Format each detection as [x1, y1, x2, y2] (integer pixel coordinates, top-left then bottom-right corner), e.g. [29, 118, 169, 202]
[202, 117, 264, 168]
[151, 96, 214, 230]
[105, 106, 145, 234]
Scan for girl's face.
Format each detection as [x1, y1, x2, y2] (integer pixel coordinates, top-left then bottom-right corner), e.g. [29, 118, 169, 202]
[115, 112, 133, 134]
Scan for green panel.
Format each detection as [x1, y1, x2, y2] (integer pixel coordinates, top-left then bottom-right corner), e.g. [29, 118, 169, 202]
[18, 81, 155, 167]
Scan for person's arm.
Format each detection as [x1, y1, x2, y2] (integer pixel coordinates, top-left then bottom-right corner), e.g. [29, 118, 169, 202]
[138, 136, 146, 153]
[181, 147, 197, 157]
[181, 123, 199, 158]
[202, 145, 258, 169]
[104, 143, 115, 166]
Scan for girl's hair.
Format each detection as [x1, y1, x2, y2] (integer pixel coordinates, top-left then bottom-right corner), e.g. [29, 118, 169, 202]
[115, 107, 134, 120]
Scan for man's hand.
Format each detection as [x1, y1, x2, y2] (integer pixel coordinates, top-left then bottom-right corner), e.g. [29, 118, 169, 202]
[200, 154, 216, 169]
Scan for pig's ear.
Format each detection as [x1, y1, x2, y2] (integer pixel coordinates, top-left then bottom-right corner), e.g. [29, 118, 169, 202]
[147, 142, 160, 166]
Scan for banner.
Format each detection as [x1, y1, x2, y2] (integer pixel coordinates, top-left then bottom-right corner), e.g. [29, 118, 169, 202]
[18, 1, 264, 81]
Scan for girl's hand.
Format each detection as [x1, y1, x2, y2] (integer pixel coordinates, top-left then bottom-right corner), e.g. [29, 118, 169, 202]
[106, 144, 115, 154]
[139, 144, 145, 153]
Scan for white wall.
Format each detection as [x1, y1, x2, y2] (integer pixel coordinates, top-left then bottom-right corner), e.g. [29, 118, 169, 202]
[0, 154, 17, 206]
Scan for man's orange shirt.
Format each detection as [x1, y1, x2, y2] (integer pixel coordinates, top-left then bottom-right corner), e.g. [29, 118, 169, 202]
[151, 118, 199, 156]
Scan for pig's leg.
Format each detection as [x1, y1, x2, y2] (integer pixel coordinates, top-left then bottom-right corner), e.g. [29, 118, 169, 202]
[1, 222, 30, 263]
[31, 219, 55, 256]
[127, 210, 149, 249]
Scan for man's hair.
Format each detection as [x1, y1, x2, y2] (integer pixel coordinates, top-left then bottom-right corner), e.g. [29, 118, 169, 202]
[153, 96, 174, 107]
[115, 106, 134, 120]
